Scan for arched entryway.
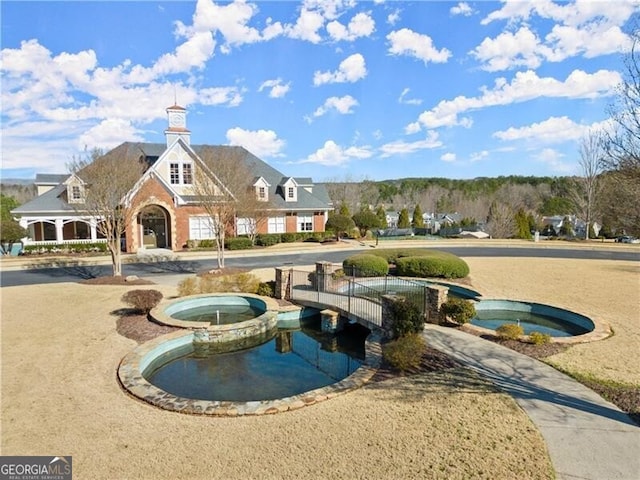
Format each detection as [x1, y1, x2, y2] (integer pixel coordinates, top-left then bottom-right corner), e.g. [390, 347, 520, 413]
[138, 205, 170, 249]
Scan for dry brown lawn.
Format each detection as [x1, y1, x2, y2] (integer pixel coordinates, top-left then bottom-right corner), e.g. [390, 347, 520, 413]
[1, 255, 637, 479]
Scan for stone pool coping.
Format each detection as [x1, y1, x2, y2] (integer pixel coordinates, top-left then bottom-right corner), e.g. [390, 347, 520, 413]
[462, 297, 612, 344]
[150, 293, 281, 330]
[117, 326, 382, 416]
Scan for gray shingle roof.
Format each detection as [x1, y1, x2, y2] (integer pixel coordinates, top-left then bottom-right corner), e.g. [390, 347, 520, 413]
[15, 142, 332, 216]
[35, 173, 69, 185]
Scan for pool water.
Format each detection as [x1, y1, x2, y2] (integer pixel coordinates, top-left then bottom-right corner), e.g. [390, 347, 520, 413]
[169, 304, 265, 325]
[471, 310, 591, 337]
[144, 319, 367, 401]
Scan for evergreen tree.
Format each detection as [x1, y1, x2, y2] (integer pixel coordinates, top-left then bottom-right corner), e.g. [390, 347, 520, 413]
[397, 208, 411, 228]
[412, 204, 424, 228]
[375, 205, 388, 228]
[338, 202, 350, 217]
[514, 208, 532, 239]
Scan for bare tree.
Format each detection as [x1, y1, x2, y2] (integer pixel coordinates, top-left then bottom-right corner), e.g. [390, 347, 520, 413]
[485, 201, 516, 238]
[603, 26, 640, 234]
[569, 132, 605, 239]
[192, 147, 272, 269]
[68, 145, 144, 276]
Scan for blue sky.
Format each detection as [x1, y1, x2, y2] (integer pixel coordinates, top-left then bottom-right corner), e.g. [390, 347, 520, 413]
[1, 1, 637, 182]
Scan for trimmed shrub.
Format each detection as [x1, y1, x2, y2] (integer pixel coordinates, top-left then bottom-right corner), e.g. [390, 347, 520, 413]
[255, 234, 280, 247]
[198, 239, 216, 248]
[281, 233, 299, 243]
[496, 323, 524, 340]
[256, 281, 275, 297]
[342, 253, 389, 277]
[224, 237, 253, 250]
[396, 254, 469, 279]
[383, 333, 426, 371]
[22, 242, 108, 255]
[121, 289, 163, 313]
[440, 298, 476, 324]
[177, 273, 262, 296]
[389, 297, 424, 337]
[529, 331, 551, 345]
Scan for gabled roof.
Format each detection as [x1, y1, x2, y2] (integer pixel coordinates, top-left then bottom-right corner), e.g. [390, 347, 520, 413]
[11, 184, 75, 214]
[14, 141, 332, 216]
[35, 173, 69, 185]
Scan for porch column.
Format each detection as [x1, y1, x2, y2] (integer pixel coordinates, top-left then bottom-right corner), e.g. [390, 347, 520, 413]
[89, 219, 97, 241]
[55, 218, 64, 243]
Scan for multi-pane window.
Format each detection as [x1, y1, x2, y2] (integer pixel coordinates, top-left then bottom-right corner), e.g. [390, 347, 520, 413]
[267, 216, 285, 234]
[70, 185, 83, 202]
[237, 218, 256, 236]
[258, 187, 266, 200]
[170, 163, 180, 184]
[170, 162, 192, 185]
[182, 163, 193, 184]
[298, 215, 313, 232]
[287, 187, 294, 199]
[189, 216, 215, 240]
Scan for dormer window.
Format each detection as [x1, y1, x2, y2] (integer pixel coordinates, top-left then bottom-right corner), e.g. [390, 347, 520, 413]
[287, 187, 294, 199]
[281, 177, 298, 202]
[253, 177, 271, 202]
[67, 184, 84, 204]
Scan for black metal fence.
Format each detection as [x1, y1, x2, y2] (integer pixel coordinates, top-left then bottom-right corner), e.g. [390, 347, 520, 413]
[288, 266, 429, 326]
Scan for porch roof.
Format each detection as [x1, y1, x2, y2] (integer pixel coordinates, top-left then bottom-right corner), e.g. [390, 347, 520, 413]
[11, 184, 75, 215]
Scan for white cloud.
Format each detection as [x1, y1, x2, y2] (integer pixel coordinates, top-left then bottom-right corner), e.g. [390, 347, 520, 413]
[300, 140, 373, 166]
[199, 86, 244, 107]
[450, 2, 474, 16]
[258, 78, 291, 98]
[441, 152, 457, 162]
[469, 150, 489, 162]
[379, 131, 442, 157]
[313, 53, 367, 85]
[475, 0, 636, 71]
[412, 69, 621, 130]
[285, 8, 325, 43]
[387, 28, 451, 64]
[226, 127, 285, 158]
[326, 12, 375, 41]
[494, 116, 586, 143]
[387, 10, 401, 26]
[313, 95, 359, 118]
[533, 147, 573, 173]
[77, 118, 144, 151]
[398, 88, 422, 105]
[180, 0, 282, 51]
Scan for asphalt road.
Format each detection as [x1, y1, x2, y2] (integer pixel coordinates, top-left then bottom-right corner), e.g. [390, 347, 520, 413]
[0, 246, 637, 288]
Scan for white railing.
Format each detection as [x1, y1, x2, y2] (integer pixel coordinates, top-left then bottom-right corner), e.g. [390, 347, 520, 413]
[22, 238, 108, 246]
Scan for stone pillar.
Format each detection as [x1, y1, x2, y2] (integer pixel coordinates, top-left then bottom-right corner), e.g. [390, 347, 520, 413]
[425, 285, 449, 325]
[315, 261, 333, 292]
[321, 309, 344, 333]
[380, 294, 400, 339]
[274, 268, 292, 300]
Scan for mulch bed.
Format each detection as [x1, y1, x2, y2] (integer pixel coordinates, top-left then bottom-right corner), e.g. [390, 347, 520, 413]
[116, 313, 180, 344]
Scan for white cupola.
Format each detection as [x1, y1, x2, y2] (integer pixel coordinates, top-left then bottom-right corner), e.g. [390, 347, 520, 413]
[165, 104, 191, 146]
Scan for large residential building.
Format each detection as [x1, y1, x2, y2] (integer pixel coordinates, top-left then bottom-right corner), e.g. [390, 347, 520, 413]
[12, 105, 333, 253]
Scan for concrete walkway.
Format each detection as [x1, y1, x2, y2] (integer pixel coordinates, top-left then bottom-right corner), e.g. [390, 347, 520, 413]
[424, 324, 640, 480]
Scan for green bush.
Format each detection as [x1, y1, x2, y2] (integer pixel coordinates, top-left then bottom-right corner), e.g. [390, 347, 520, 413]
[121, 289, 163, 313]
[440, 298, 476, 324]
[255, 234, 280, 246]
[177, 273, 262, 296]
[396, 254, 469, 279]
[224, 237, 253, 250]
[281, 233, 299, 243]
[342, 253, 389, 277]
[22, 242, 108, 254]
[198, 239, 216, 248]
[529, 331, 551, 345]
[256, 281, 275, 297]
[383, 333, 426, 371]
[496, 323, 524, 340]
[389, 297, 424, 337]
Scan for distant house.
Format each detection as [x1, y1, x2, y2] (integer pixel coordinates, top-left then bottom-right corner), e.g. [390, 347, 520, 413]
[12, 105, 333, 253]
